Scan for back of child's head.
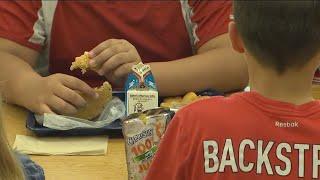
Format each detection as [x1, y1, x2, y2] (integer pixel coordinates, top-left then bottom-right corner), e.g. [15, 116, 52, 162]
[233, 1, 320, 74]
[0, 100, 24, 180]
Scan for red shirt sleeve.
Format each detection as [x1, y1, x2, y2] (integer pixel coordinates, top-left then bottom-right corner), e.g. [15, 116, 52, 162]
[189, 0, 231, 49]
[0, 1, 43, 51]
[145, 113, 189, 180]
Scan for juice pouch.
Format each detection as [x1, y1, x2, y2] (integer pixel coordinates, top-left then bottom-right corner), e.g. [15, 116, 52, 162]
[122, 108, 174, 180]
[125, 62, 158, 116]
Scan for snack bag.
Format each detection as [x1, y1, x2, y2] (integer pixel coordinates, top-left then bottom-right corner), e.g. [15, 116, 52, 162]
[122, 108, 174, 180]
[125, 62, 158, 115]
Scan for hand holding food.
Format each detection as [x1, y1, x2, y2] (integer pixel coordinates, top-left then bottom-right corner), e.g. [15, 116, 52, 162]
[73, 81, 112, 120]
[88, 39, 142, 83]
[18, 73, 97, 115]
[70, 54, 114, 119]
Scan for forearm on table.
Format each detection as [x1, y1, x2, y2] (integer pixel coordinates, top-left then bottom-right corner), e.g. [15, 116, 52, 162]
[148, 48, 248, 96]
[0, 51, 40, 105]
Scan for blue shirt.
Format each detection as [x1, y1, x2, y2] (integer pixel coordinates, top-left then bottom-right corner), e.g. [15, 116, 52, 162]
[16, 153, 45, 180]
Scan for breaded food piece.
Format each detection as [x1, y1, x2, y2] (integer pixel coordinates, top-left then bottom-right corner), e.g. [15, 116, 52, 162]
[160, 92, 209, 109]
[181, 92, 198, 104]
[70, 51, 90, 74]
[73, 82, 112, 120]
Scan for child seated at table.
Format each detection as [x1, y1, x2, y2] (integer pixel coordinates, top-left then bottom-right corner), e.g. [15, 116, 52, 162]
[146, 1, 320, 179]
[0, 102, 44, 180]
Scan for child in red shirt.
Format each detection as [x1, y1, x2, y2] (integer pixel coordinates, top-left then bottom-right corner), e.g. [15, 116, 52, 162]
[146, 1, 320, 179]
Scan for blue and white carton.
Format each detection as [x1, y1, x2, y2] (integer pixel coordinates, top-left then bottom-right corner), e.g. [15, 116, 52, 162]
[125, 63, 158, 115]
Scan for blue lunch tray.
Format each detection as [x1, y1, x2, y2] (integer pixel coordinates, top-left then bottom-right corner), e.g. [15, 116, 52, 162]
[26, 89, 222, 136]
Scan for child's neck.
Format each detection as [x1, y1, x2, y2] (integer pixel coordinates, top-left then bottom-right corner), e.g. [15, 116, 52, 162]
[249, 66, 314, 105]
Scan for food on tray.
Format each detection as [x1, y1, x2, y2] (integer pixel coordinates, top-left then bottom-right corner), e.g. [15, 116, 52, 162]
[70, 51, 90, 74]
[160, 92, 209, 109]
[73, 82, 112, 120]
[181, 92, 198, 104]
[122, 108, 173, 180]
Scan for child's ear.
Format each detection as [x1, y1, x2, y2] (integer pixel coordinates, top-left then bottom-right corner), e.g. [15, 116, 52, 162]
[229, 21, 245, 53]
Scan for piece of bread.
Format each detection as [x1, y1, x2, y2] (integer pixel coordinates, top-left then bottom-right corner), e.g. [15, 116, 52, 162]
[73, 82, 112, 120]
[70, 51, 90, 74]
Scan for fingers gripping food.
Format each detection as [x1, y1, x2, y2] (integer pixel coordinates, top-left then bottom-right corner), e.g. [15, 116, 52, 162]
[73, 82, 112, 120]
[69, 52, 113, 120]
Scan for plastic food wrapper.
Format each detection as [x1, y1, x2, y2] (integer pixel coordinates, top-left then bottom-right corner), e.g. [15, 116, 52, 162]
[35, 97, 126, 130]
[122, 108, 174, 180]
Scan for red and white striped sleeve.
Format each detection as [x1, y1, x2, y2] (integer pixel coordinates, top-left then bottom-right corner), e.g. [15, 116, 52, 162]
[0, 1, 44, 51]
[181, 0, 232, 50]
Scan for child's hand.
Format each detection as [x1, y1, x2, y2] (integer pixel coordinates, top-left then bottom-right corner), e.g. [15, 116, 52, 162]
[20, 73, 97, 115]
[88, 39, 141, 84]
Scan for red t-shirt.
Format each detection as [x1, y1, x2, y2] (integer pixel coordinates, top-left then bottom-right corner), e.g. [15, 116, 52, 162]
[0, 1, 231, 87]
[146, 92, 320, 180]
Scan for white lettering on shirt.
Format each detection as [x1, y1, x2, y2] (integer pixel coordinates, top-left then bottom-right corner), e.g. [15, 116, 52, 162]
[294, 144, 309, 178]
[239, 139, 255, 172]
[219, 139, 238, 172]
[313, 145, 320, 178]
[275, 121, 299, 128]
[203, 140, 219, 173]
[257, 140, 274, 175]
[202, 139, 320, 178]
[275, 143, 291, 176]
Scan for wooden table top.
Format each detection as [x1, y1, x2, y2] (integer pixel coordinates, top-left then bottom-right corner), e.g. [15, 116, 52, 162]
[2, 103, 128, 180]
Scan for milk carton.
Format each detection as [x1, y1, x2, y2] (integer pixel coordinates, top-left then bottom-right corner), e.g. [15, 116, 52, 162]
[125, 63, 158, 115]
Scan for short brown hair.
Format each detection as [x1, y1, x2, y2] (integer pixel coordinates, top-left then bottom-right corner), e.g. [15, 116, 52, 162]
[233, 1, 320, 73]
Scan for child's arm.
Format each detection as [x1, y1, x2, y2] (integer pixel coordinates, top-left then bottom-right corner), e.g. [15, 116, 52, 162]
[146, 114, 189, 180]
[0, 38, 97, 115]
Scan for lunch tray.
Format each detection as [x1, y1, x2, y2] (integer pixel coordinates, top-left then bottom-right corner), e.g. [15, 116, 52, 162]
[26, 89, 222, 137]
[26, 113, 123, 137]
[26, 91, 125, 137]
